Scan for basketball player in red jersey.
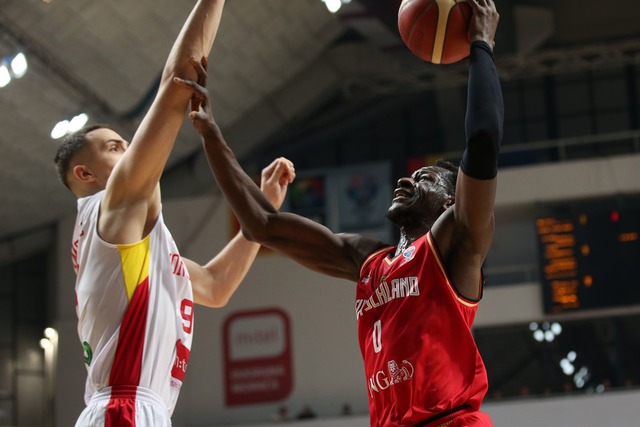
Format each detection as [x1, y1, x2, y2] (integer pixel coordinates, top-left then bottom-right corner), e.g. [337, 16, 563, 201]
[53, 1, 294, 425]
[179, 0, 501, 425]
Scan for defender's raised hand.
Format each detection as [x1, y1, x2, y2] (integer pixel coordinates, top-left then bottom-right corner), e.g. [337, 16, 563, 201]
[173, 57, 218, 138]
[174, 59, 295, 209]
[260, 157, 295, 209]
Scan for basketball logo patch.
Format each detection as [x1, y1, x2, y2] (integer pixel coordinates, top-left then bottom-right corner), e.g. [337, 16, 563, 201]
[83, 341, 93, 366]
[402, 246, 416, 263]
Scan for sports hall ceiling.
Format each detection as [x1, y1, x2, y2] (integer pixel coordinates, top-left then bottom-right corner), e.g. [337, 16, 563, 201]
[0, 0, 639, 250]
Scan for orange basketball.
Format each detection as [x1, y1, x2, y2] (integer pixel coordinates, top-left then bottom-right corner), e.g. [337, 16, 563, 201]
[398, 0, 472, 64]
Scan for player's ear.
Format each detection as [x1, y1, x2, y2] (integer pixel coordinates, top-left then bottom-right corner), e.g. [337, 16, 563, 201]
[443, 195, 455, 210]
[72, 164, 95, 184]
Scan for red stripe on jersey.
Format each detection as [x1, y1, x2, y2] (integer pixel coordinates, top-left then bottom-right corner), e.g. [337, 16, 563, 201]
[105, 386, 138, 427]
[105, 276, 150, 425]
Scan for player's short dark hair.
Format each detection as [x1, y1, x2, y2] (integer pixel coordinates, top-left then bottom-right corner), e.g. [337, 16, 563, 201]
[435, 159, 458, 197]
[54, 124, 111, 189]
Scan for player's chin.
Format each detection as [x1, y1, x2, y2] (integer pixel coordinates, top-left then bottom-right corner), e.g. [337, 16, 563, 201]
[386, 203, 408, 225]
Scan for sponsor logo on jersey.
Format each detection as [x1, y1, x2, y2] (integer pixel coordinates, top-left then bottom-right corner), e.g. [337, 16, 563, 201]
[367, 359, 414, 396]
[355, 276, 420, 319]
[171, 339, 190, 388]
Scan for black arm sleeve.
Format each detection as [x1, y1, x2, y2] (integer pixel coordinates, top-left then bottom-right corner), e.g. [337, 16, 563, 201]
[460, 40, 504, 180]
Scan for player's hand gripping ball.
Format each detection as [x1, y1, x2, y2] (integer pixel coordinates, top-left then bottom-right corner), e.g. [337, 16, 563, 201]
[398, 0, 472, 64]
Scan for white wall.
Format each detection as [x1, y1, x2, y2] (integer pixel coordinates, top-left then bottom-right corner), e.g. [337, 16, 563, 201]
[53, 153, 640, 426]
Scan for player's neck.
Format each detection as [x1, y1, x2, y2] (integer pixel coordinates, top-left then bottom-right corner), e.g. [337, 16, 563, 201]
[395, 227, 428, 256]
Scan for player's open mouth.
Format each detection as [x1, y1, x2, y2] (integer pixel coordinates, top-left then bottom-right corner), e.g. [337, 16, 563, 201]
[392, 189, 413, 202]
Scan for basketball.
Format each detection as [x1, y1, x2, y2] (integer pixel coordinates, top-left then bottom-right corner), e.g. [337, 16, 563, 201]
[398, 0, 472, 64]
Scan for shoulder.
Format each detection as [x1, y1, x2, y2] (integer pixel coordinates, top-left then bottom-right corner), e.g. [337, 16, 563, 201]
[339, 232, 389, 257]
[340, 233, 393, 274]
[77, 191, 104, 218]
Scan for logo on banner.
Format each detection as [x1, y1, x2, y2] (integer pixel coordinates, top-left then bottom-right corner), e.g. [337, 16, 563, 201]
[223, 308, 293, 406]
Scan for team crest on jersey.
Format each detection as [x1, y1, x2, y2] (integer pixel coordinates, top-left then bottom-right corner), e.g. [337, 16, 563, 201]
[402, 246, 416, 263]
[367, 359, 414, 396]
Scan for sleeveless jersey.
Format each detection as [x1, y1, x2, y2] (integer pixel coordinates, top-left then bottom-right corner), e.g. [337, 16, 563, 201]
[356, 232, 488, 427]
[71, 191, 194, 419]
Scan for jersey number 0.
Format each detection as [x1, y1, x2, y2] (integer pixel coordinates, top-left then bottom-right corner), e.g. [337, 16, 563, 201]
[373, 320, 382, 353]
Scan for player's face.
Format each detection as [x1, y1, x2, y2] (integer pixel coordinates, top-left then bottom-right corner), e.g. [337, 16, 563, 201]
[386, 166, 452, 227]
[83, 128, 129, 189]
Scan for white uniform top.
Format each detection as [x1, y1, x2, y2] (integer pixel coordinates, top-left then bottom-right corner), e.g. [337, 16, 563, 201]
[72, 191, 193, 417]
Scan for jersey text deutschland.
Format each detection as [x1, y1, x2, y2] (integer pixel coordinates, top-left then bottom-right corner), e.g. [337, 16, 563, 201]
[355, 276, 419, 319]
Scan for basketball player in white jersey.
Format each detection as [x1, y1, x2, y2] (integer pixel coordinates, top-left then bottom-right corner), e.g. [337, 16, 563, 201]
[53, 1, 296, 425]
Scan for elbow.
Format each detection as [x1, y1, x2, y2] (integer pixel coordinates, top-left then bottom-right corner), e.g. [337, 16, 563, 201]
[198, 285, 232, 308]
[209, 296, 230, 308]
[466, 130, 500, 157]
[466, 121, 503, 150]
[160, 56, 200, 90]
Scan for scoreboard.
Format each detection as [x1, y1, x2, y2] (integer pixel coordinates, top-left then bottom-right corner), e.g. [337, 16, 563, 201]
[535, 197, 640, 314]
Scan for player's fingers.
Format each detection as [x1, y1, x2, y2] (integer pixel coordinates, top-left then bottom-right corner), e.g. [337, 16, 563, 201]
[273, 160, 293, 185]
[189, 57, 207, 85]
[173, 77, 194, 88]
[467, 0, 480, 11]
[280, 158, 296, 182]
[261, 158, 281, 180]
[174, 77, 209, 98]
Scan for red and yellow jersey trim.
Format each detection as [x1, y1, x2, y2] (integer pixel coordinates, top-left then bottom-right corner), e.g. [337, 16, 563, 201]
[117, 236, 151, 302]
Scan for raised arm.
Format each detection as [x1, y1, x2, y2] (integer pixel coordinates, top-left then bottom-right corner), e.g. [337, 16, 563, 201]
[432, 0, 503, 299]
[186, 157, 294, 307]
[174, 65, 386, 282]
[100, 0, 226, 244]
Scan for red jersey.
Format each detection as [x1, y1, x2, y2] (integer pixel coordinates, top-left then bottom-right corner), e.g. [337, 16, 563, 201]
[356, 232, 488, 427]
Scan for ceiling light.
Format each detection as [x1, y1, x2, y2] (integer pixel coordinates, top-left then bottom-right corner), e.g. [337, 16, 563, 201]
[69, 113, 89, 132]
[323, 0, 342, 13]
[0, 65, 11, 88]
[44, 327, 58, 339]
[10, 53, 27, 78]
[533, 329, 544, 342]
[544, 330, 555, 342]
[51, 120, 70, 139]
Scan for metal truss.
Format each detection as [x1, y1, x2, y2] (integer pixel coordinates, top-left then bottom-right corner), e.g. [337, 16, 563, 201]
[343, 38, 640, 98]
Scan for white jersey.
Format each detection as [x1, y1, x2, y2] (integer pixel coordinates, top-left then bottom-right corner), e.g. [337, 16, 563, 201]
[71, 191, 193, 420]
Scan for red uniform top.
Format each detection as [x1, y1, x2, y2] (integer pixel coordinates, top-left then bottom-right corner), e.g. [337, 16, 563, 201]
[356, 232, 488, 427]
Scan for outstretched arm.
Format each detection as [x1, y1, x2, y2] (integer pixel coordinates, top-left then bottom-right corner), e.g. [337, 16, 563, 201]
[432, 0, 503, 299]
[100, 0, 226, 245]
[186, 157, 294, 307]
[175, 64, 387, 282]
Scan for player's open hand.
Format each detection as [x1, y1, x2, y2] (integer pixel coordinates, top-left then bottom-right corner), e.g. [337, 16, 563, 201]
[260, 157, 295, 209]
[467, 0, 499, 49]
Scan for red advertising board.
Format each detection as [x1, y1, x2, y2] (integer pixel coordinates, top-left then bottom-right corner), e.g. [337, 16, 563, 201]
[223, 308, 293, 406]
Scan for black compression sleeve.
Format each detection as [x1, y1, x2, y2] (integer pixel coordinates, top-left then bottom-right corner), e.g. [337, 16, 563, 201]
[460, 40, 504, 180]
